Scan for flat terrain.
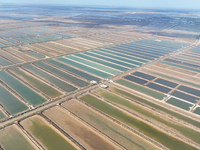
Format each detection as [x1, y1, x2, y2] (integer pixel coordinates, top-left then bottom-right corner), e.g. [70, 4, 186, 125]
[20, 115, 77, 150]
[0, 5, 200, 150]
[44, 106, 120, 150]
[62, 100, 159, 150]
[0, 124, 37, 150]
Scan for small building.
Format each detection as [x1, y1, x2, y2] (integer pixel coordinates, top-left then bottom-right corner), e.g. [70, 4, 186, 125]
[30, 105, 35, 109]
[109, 80, 113, 83]
[90, 80, 97, 84]
[100, 84, 108, 89]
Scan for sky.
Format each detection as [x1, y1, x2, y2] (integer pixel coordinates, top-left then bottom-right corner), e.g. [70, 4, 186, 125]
[0, 0, 200, 9]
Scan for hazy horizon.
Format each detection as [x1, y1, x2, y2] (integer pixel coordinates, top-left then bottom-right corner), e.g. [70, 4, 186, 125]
[0, 0, 200, 10]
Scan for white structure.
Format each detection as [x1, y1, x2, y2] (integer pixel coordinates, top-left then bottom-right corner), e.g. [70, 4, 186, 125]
[90, 80, 97, 84]
[100, 84, 108, 88]
[30, 105, 35, 109]
[109, 80, 113, 83]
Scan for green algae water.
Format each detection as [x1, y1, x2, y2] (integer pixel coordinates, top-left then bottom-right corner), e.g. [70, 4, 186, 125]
[116, 79, 166, 100]
[146, 70, 200, 89]
[63, 100, 158, 150]
[57, 57, 112, 78]
[25, 51, 45, 59]
[100, 49, 149, 63]
[95, 89, 200, 144]
[0, 70, 46, 106]
[23, 65, 77, 92]
[0, 125, 35, 150]
[75, 53, 128, 71]
[110, 87, 200, 128]
[35, 62, 89, 87]
[92, 50, 143, 66]
[161, 61, 200, 73]
[194, 107, 200, 115]
[166, 97, 193, 110]
[80, 94, 197, 150]
[85, 51, 135, 68]
[48, 59, 101, 82]
[0, 57, 12, 66]
[27, 117, 76, 150]
[11, 68, 62, 98]
[66, 55, 121, 75]
[0, 84, 28, 114]
[0, 110, 5, 119]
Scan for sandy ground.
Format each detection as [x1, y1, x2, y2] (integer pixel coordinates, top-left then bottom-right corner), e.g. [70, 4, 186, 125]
[62, 99, 160, 150]
[44, 106, 121, 150]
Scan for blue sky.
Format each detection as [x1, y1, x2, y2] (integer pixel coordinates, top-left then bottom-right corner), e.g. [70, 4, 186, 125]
[0, 0, 200, 9]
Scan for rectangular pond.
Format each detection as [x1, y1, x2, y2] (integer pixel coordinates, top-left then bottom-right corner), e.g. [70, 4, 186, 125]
[44, 106, 118, 150]
[62, 100, 158, 150]
[47, 59, 101, 82]
[116, 79, 166, 100]
[75, 53, 128, 71]
[126, 42, 171, 54]
[65, 55, 120, 75]
[0, 51, 21, 64]
[0, 38, 13, 46]
[25, 51, 45, 59]
[154, 78, 178, 88]
[106, 47, 155, 61]
[0, 125, 36, 150]
[0, 110, 5, 120]
[115, 45, 164, 57]
[146, 70, 200, 89]
[93, 50, 143, 66]
[89, 51, 138, 68]
[132, 71, 156, 81]
[22, 65, 77, 92]
[3, 37, 19, 44]
[83, 52, 132, 69]
[146, 83, 172, 93]
[124, 75, 148, 85]
[171, 91, 199, 104]
[11, 68, 62, 99]
[79, 94, 196, 150]
[4, 48, 35, 62]
[35, 62, 89, 87]
[0, 71, 46, 106]
[94, 88, 200, 144]
[109, 86, 200, 128]
[111, 46, 160, 59]
[194, 107, 200, 115]
[0, 57, 13, 66]
[178, 85, 200, 97]
[0, 83, 28, 114]
[161, 61, 200, 73]
[101, 48, 149, 63]
[21, 115, 76, 150]
[56, 57, 112, 79]
[166, 97, 193, 110]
